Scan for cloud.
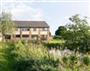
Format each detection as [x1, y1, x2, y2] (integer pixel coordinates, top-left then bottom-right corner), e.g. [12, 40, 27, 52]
[1, 0, 35, 2]
[1, 1, 44, 20]
[1, 0, 89, 2]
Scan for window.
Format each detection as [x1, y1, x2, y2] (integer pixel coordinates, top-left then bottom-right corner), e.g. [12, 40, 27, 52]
[21, 28, 24, 31]
[16, 35, 20, 38]
[41, 35, 47, 40]
[22, 35, 29, 37]
[27, 28, 30, 31]
[21, 28, 29, 31]
[5, 35, 11, 39]
[31, 35, 38, 40]
[33, 28, 36, 31]
[42, 28, 48, 31]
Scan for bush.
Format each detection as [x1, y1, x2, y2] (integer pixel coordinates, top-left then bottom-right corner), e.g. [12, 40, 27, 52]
[0, 41, 90, 71]
[82, 55, 90, 66]
[45, 39, 65, 49]
[11, 41, 60, 71]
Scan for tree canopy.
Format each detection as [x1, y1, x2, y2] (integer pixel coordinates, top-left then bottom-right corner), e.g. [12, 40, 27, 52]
[55, 26, 67, 38]
[0, 12, 15, 41]
[55, 14, 90, 53]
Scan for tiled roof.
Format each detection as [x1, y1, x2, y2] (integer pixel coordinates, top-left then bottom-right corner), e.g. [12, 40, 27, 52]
[13, 21, 49, 28]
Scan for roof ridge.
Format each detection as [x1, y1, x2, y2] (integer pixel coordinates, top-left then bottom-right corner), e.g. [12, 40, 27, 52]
[13, 20, 45, 22]
[13, 21, 49, 28]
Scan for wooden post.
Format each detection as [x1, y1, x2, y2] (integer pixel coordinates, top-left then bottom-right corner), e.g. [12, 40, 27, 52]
[20, 28, 22, 40]
[38, 28, 41, 40]
[29, 28, 31, 40]
[47, 28, 50, 41]
[13, 34, 16, 41]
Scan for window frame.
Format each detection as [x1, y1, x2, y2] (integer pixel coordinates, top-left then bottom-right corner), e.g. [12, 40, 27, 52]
[21, 28, 30, 31]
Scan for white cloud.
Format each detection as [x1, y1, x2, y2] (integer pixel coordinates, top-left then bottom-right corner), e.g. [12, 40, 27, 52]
[1, 0, 89, 2]
[1, 0, 35, 2]
[1, 1, 44, 20]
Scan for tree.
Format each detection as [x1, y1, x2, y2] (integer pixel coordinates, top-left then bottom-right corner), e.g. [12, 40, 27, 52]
[55, 14, 90, 53]
[64, 14, 90, 52]
[55, 26, 67, 39]
[0, 12, 15, 41]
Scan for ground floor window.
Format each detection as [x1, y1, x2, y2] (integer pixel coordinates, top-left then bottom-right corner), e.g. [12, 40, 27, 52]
[22, 35, 29, 37]
[41, 35, 47, 40]
[5, 35, 11, 39]
[16, 35, 20, 38]
[31, 35, 38, 40]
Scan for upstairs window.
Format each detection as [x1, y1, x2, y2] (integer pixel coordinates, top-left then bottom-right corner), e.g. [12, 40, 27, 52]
[42, 28, 48, 31]
[27, 28, 30, 31]
[33, 28, 36, 31]
[21, 28, 29, 31]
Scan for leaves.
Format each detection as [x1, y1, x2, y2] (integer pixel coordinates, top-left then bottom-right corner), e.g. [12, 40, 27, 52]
[0, 12, 15, 41]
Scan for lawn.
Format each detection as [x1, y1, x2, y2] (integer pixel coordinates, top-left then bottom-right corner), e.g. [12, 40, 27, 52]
[49, 39, 65, 44]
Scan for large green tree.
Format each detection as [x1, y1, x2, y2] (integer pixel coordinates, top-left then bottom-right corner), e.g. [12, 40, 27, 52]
[55, 26, 67, 36]
[65, 14, 90, 52]
[55, 14, 90, 53]
[0, 12, 15, 41]
[55, 26, 67, 39]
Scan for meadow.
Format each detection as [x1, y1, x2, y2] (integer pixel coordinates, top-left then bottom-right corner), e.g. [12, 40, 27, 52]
[0, 40, 90, 71]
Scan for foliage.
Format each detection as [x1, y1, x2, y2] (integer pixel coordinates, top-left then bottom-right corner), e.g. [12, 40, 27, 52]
[65, 15, 90, 53]
[0, 42, 16, 71]
[13, 41, 60, 71]
[55, 26, 67, 38]
[0, 41, 60, 71]
[82, 55, 90, 66]
[0, 12, 15, 41]
[50, 49, 90, 71]
[0, 13, 90, 71]
[61, 53, 90, 71]
[44, 39, 65, 49]
[49, 39, 65, 44]
[0, 41, 90, 71]
[55, 14, 90, 53]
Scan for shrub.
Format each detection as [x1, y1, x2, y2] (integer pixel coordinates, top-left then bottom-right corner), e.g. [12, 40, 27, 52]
[11, 41, 60, 71]
[0, 41, 90, 71]
[82, 55, 90, 66]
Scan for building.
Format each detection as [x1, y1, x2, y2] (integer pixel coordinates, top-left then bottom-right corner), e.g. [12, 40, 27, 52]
[0, 21, 51, 41]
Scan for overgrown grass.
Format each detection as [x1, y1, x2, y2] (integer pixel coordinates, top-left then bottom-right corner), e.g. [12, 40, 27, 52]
[49, 39, 65, 44]
[0, 41, 90, 71]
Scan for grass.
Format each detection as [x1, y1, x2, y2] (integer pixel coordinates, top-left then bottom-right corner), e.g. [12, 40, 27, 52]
[49, 39, 65, 44]
[0, 41, 90, 71]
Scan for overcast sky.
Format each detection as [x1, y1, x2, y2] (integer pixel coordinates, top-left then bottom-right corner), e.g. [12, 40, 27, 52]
[0, 0, 90, 35]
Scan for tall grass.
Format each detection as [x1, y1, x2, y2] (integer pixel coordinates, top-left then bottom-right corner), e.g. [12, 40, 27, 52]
[0, 41, 90, 71]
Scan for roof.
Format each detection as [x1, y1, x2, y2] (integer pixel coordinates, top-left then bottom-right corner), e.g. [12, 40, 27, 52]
[13, 21, 49, 28]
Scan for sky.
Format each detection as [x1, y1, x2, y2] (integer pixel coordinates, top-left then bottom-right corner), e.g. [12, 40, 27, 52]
[0, 0, 90, 35]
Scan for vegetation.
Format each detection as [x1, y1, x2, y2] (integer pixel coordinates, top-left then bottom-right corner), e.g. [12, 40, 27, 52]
[46, 39, 65, 49]
[0, 12, 90, 71]
[0, 12, 15, 41]
[55, 14, 90, 53]
[55, 26, 67, 39]
[0, 41, 90, 71]
[49, 39, 65, 44]
[0, 41, 60, 71]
